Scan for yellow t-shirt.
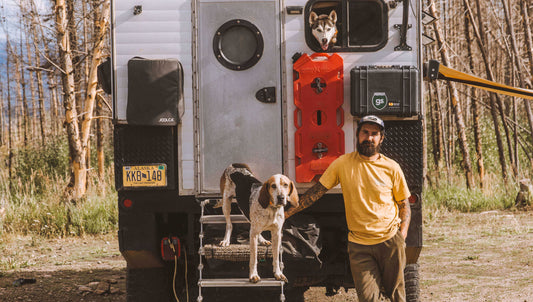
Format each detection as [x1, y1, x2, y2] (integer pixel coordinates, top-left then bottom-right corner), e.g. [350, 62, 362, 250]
[319, 152, 410, 245]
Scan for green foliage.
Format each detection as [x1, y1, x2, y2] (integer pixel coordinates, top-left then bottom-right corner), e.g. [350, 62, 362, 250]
[424, 179, 516, 213]
[0, 136, 117, 238]
[425, 108, 532, 184]
[0, 170, 117, 237]
[12, 135, 70, 196]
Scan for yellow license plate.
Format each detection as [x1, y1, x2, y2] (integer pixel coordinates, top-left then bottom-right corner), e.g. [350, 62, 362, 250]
[123, 164, 167, 187]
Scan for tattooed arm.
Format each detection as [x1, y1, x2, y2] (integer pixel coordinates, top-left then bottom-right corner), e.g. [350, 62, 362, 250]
[285, 182, 329, 219]
[398, 198, 411, 239]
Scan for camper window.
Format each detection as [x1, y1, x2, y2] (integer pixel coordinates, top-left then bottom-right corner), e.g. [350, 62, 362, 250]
[305, 0, 388, 52]
[213, 19, 264, 71]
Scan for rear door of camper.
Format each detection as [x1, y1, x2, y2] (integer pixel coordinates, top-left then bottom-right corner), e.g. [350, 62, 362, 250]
[196, 0, 282, 194]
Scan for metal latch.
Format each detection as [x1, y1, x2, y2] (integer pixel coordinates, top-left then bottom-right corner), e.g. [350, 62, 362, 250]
[256, 87, 276, 103]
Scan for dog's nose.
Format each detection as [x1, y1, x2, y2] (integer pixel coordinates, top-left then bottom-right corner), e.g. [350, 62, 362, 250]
[322, 38, 328, 44]
[277, 195, 286, 205]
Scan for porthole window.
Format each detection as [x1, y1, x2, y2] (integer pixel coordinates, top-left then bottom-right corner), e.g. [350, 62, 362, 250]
[213, 19, 264, 70]
[305, 0, 388, 52]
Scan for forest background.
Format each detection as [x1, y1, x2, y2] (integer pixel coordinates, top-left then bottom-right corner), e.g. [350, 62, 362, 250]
[0, 0, 532, 238]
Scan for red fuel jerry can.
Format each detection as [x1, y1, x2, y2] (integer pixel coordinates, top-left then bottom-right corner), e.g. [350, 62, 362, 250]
[294, 53, 345, 183]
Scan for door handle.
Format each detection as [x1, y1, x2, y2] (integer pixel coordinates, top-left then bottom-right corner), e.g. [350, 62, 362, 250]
[256, 87, 276, 103]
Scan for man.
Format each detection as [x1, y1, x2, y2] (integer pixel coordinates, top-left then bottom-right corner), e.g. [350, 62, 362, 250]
[285, 115, 411, 302]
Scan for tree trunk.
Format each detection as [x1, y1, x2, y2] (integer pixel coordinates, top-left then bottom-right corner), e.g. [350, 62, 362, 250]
[464, 0, 508, 181]
[54, 0, 87, 201]
[9, 43, 23, 144]
[30, 0, 59, 137]
[428, 82, 440, 171]
[82, 0, 110, 185]
[67, 0, 83, 117]
[0, 81, 3, 147]
[27, 4, 48, 145]
[53, 0, 110, 201]
[464, 0, 484, 188]
[520, 0, 533, 170]
[96, 94, 105, 183]
[6, 42, 14, 192]
[430, 0, 474, 188]
[18, 25, 30, 145]
[500, 0, 528, 178]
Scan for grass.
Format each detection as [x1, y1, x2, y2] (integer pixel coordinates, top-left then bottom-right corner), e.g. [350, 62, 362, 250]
[423, 173, 517, 214]
[0, 170, 117, 237]
[0, 135, 117, 238]
[2, 168, 117, 235]
[0, 132, 527, 237]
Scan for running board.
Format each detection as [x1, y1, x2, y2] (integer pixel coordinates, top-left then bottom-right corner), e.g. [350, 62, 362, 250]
[199, 278, 285, 288]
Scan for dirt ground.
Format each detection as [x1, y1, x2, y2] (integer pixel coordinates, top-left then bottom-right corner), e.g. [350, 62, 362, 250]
[0, 210, 531, 302]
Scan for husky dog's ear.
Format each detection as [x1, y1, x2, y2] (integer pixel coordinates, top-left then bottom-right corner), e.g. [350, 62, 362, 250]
[329, 10, 337, 23]
[258, 182, 271, 209]
[309, 11, 318, 25]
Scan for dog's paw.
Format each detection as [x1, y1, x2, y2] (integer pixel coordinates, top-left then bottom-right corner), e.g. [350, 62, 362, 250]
[274, 273, 287, 282]
[258, 238, 271, 246]
[249, 274, 261, 283]
[219, 240, 230, 247]
[212, 199, 224, 208]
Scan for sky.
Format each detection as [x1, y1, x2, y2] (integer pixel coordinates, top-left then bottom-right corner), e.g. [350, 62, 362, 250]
[0, 0, 48, 42]
[0, 0, 48, 64]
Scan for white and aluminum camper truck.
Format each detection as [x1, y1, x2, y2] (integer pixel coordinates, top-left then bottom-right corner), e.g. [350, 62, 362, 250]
[110, 0, 424, 300]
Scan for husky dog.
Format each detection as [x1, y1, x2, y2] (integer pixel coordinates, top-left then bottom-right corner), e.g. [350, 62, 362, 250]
[309, 10, 338, 51]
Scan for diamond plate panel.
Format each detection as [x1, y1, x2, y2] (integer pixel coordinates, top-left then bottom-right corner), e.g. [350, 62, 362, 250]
[114, 125, 177, 190]
[380, 120, 423, 194]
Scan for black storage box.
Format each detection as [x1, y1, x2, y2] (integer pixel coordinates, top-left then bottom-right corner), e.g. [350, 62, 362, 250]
[127, 57, 184, 125]
[350, 65, 420, 117]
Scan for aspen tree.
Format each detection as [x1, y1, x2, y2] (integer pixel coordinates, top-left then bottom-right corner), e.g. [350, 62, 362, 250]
[463, 0, 485, 188]
[429, 0, 474, 188]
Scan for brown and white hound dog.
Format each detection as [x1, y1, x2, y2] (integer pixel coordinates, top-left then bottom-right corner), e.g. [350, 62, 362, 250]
[219, 163, 299, 283]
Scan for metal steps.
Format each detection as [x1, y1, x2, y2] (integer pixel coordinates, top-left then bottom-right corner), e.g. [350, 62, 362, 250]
[199, 214, 249, 224]
[199, 278, 285, 288]
[197, 199, 285, 301]
[200, 243, 273, 261]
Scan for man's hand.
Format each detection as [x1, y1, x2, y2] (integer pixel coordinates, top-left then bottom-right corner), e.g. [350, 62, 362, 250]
[284, 182, 328, 219]
[398, 198, 411, 239]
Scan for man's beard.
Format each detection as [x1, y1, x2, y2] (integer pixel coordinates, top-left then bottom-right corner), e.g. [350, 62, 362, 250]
[357, 140, 380, 157]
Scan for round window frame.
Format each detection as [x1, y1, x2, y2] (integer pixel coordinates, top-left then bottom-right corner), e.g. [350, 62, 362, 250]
[212, 19, 264, 71]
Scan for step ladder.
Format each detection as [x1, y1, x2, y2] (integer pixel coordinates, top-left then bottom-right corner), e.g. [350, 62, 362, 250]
[197, 199, 286, 302]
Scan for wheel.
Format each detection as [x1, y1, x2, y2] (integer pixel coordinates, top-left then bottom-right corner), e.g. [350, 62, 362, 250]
[404, 263, 420, 302]
[284, 286, 308, 302]
[126, 258, 197, 302]
[126, 267, 172, 302]
[200, 288, 280, 302]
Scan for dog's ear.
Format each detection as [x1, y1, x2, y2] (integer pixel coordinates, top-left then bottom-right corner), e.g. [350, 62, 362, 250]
[258, 182, 271, 209]
[288, 180, 299, 208]
[329, 10, 337, 23]
[309, 11, 318, 25]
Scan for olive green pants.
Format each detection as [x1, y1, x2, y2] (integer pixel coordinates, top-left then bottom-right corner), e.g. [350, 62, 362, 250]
[347, 231, 406, 302]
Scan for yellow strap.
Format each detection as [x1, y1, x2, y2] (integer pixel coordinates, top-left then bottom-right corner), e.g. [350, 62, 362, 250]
[438, 64, 533, 100]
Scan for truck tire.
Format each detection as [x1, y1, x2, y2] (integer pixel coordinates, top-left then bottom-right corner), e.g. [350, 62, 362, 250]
[284, 286, 307, 302]
[201, 288, 280, 301]
[404, 263, 420, 302]
[126, 267, 172, 302]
